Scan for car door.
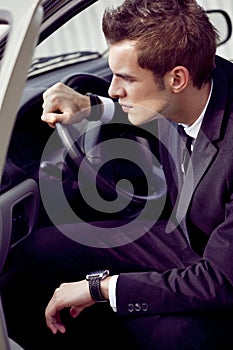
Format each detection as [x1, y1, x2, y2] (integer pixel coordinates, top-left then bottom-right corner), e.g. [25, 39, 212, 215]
[0, 1, 43, 349]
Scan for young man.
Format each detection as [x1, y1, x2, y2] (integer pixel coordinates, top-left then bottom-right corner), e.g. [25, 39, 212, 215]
[23, 0, 233, 349]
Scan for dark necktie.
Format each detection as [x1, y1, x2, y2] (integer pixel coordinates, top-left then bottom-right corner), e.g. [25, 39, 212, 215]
[178, 125, 194, 174]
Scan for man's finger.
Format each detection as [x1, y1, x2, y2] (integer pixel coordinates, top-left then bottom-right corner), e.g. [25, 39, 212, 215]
[46, 313, 66, 334]
[41, 112, 64, 125]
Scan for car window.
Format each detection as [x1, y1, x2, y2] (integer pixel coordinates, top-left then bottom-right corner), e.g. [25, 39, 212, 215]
[0, 24, 8, 37]
[197, 0, 233, 61]
[31, 0, 233, 73]
[33, 0, 124, 58]
[28, 0, 125, 76]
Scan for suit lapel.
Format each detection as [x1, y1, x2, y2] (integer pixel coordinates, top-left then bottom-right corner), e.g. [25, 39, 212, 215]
[175, 132, 218, 225]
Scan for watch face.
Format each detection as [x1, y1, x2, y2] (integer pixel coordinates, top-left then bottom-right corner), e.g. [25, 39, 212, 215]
[86, 269, 109, 280]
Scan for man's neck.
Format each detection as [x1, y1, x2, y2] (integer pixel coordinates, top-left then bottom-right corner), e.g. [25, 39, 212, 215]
[176, 81, 212, 126]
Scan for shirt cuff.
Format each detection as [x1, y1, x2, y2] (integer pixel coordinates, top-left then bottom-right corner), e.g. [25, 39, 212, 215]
[98, 96, 115, 123]
[108, 275, 119, 312]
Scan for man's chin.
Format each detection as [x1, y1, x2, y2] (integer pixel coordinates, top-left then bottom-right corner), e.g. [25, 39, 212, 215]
[128, 113, 157, 126]
[127, 114, 142, 126]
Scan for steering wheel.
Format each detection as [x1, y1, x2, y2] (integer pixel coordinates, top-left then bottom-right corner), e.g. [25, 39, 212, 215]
[54, 73, 167, 218]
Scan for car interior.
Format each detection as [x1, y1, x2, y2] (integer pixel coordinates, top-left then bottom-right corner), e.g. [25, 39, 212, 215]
[0, 0, 232, 348]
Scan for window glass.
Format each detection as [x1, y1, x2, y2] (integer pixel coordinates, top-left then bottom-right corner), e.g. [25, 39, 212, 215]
[33, 0, 124, 59]
[197, 0, 233, 61]
[33, 0, 233, 62]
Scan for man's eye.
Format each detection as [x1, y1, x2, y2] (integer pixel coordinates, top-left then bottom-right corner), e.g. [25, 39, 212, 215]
[124, 77, 134, 83]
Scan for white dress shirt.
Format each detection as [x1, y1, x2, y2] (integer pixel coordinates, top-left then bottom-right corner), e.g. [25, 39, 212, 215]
[99, 95, 115, 123]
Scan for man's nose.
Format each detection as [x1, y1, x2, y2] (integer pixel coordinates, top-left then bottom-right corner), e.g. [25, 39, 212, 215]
[108, 77, 125, 99]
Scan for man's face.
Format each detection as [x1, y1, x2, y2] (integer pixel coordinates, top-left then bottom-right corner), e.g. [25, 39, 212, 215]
[108, 41, 170, 125]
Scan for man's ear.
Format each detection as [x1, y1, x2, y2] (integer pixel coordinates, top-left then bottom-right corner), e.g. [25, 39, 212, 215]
[166, 66, 190, 93]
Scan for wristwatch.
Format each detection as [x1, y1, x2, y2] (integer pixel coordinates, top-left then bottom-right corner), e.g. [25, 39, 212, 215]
[85, 92, 103, 121]
[86, 269, 110, 302]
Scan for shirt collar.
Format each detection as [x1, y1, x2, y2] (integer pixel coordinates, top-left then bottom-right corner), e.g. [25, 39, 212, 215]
[181, 79, 213, 140]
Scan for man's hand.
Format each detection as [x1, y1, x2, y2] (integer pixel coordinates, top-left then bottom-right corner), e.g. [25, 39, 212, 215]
[45, 280, 95, 334]
[42, 82, 91, 128]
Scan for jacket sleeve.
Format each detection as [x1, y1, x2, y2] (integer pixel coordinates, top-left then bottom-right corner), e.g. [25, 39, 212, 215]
[116, 257, 233, 316]
[116, 195, 233, 316]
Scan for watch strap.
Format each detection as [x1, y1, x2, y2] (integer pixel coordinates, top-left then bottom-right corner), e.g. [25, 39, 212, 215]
[88, 276, 107, 302]
[86, 92, 103, 121]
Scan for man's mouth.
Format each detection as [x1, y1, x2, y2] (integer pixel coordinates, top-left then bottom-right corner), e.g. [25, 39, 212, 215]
[119, 103, 132, 113]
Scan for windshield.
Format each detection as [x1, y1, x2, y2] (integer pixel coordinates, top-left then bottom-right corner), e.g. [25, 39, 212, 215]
[29, 0, 233, 76]
[29, 0, 125, 75]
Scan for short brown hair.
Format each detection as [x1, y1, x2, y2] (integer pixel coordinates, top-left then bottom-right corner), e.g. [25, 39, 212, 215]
[102, 0, 219, 89]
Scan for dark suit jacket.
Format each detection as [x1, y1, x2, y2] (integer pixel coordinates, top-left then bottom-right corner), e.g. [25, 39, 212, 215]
[117, 56, 233, 316]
